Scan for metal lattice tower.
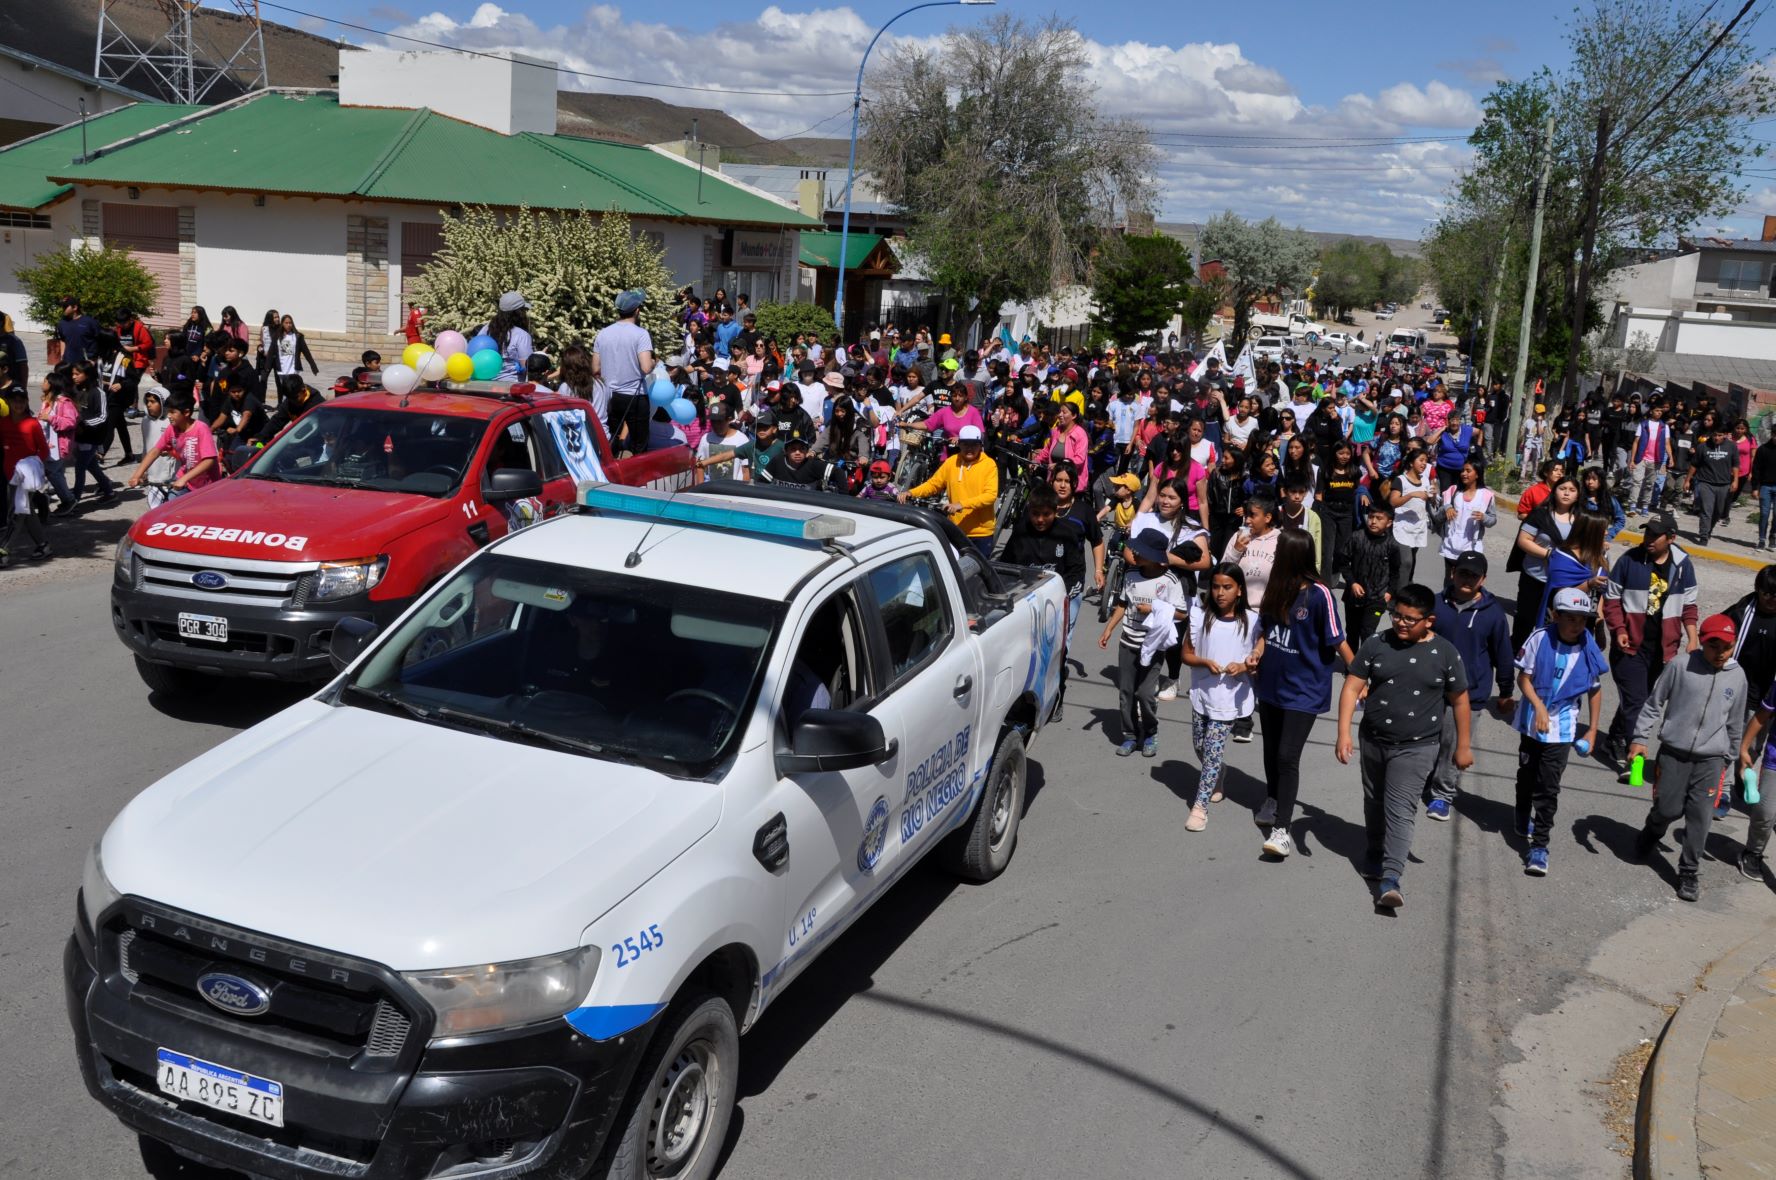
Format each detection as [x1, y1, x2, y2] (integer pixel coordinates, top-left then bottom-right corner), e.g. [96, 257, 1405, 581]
[95, 0, 269, 104]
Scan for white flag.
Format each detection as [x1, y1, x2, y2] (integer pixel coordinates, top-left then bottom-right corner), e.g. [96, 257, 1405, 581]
[1190, 339, 1226, 381]
[1230, 342, 1256, 388]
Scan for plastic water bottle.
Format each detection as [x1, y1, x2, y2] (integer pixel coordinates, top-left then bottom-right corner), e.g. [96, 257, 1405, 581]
[1744, 768, 1762, 807]
[1629, 755, 1646, 788]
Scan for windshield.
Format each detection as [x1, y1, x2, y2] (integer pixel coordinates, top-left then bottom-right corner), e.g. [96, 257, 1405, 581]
[342, 555, 784, 777]
[250, 406, 486, 497]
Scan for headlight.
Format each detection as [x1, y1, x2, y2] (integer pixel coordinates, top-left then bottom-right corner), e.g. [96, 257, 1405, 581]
[113, 536, 136, 576]
[82, 840, 122, 928]
[310, 556, 389, 602]
[403, 946, 599, 1038]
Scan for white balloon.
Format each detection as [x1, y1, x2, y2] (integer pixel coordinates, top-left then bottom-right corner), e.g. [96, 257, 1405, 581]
[414, 350, 449, 383]
[381, 363, 419, 396]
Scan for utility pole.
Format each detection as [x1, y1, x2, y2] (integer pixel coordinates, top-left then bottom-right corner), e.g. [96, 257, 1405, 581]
[1506, 114, 1555, 470]
[1478, 222, 1510, 392]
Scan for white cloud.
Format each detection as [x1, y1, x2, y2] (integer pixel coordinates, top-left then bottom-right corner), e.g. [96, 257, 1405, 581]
[367, 4, 1481, 238]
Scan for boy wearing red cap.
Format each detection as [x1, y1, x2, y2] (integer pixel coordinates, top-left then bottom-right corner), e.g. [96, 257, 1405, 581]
[1631, 613, 1749, 901]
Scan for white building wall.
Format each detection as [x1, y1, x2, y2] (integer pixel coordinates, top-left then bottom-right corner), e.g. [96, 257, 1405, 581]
[338, 50, 556, 136]
[1671, 313, 1776, 361]
[1601, 253, 1699, 312]
[194, 193, 346, 331]
[0, 58, 138, 129]
[0, 202, 88, 330]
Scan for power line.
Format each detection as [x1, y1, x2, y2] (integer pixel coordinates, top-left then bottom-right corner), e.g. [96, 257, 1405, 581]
[256, 0, 857, 97]
[1613, 0, 1760, 148]
[0, 71, 84, 115]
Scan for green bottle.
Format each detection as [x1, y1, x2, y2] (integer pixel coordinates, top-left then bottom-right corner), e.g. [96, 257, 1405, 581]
[1629, 754, 1646, 788]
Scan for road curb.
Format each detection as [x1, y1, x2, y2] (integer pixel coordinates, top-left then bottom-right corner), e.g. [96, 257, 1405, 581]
[1638, 926, 1776, 1179]
[1493, 494, 1768, 571]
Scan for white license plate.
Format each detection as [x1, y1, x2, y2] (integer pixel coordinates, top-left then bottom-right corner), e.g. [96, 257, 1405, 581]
[176, 613, 229, 643]
[156, 1048, 284, 1127]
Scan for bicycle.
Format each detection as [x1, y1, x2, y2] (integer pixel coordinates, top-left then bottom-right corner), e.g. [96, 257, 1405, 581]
[992, 450, 1038, 543]
[1097, 524, 1127, 623]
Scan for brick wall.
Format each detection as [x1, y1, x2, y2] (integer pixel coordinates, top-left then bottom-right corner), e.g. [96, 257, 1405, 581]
[80, 199, 99, 246]
[177, 206, 196, 312]
[344, 214, 390, 348]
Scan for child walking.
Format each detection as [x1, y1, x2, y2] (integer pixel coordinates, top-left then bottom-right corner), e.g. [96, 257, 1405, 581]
[1100, 528, 1185, 758]
[1632, 613, 1749, 902]
[1181, 563, 1261, 832]
[1511, 587, 1608, 877]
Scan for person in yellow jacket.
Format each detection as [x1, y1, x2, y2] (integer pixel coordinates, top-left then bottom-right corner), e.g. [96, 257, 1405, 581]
[899, 423, 1000, 558]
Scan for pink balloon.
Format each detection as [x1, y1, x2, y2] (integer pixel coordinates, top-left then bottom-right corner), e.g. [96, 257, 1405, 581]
[433, 329, 468, 357]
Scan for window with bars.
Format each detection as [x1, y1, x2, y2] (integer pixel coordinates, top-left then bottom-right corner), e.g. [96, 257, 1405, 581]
[0, 211, 51, 229]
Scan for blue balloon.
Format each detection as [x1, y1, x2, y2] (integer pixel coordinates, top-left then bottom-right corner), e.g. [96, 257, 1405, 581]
[667, 397, 697, 425]
[466, 334, 498, 355]
[649, 380, 678, 408]
[470, 348, 503, 381]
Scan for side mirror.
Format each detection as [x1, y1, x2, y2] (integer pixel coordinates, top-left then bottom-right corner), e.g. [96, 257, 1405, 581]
[486, 468, 543, 502]
[328, 616, 379, 672]
[777, 709, 898, 775]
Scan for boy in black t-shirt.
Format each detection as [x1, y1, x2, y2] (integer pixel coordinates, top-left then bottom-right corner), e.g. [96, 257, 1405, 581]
[1003, 483, 1086, 718]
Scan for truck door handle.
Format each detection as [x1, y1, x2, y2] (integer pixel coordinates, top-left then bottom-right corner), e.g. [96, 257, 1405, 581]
[953, 675, 973, 700]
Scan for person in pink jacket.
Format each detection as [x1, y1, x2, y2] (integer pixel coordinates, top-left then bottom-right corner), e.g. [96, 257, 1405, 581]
[37, 370, 78, 512]
[1037, 399, 1091, 483]
[900, 384, 986, 457]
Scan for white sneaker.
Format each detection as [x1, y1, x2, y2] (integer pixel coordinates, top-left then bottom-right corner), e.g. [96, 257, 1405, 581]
[1263, 827, 1294, 857]
[1157, 678, 1178, 702]
[1255, 798, 1277, 826]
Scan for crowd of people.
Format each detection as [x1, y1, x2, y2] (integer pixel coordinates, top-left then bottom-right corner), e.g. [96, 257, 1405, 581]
[7, 283, 1776, 910]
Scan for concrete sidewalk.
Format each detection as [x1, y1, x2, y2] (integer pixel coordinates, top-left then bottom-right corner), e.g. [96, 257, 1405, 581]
[1644, 923, 1776, 1179]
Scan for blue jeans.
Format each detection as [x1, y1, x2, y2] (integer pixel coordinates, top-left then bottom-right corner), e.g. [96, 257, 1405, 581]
[43, 455, 75, 508]
[71, 443, 114, 500]
[1760, 485, 1776, 545]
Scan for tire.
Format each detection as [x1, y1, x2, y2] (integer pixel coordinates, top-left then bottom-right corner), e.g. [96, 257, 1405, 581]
[133, 656, 208, 697]
[595, 991, 738, 1180]
[943, 729, 1026, 882]
[1097, 555, 1124, 623]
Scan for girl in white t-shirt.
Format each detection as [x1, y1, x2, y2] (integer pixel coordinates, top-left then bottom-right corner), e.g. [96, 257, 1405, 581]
[1181, 563, 1262, 832]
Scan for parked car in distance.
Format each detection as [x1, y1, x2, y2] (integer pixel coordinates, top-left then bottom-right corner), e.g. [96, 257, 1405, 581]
[1374, 309, 1395, 320]
[1431, 307, 1451, 322]
[1253, 335, 1289, 363]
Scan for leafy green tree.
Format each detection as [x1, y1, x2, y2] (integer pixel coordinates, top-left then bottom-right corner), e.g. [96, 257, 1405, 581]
[861, 15, 1156, 337]
[14, 244, 158, 328]
[410, 206, 677, 351]
[1089, 234, 1193, 347]
[1178, 280, 1223, 352]
[1196, 212, 1318, 345]
[752, 301, 837, 344]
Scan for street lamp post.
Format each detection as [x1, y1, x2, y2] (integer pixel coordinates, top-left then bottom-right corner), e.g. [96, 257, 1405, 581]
[832, 0, 994, 341]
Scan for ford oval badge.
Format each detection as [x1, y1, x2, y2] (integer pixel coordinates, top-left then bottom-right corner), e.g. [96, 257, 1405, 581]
[192, 570, 228, 590]
[196, 972, 272, 1017]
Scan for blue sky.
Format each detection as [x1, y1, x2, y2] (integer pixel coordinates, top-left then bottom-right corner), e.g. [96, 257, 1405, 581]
[254, 0, 1773, 240]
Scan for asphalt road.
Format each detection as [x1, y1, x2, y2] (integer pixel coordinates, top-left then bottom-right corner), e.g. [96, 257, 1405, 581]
[3, 508, 1770, 1180]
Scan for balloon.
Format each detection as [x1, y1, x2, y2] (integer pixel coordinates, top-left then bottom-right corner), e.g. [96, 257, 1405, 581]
[414, 349, 449, 383]
[381, 363, 419, 396]
[667, 397, 697, 425]
[433, 329, 468, 357]
[401, 342, 433, 369]
[444, 351, 474, 383]
[649, 380, 678, 408]
[470, 348, 503, 381]
[467, 334, 498, 355]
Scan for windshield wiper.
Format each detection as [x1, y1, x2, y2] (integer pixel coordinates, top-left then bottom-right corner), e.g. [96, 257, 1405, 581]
[341, 684, 434, 722]
[432, 705, 607, 757]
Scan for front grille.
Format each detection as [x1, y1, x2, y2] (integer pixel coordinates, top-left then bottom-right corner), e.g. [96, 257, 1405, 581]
[133, 543, 318, 610]
[105, 905, 421, 1068]
[144, 620, 293, 656]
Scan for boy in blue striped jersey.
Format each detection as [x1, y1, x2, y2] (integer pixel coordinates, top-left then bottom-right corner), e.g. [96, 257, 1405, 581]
[1512, 587, 1609, 877]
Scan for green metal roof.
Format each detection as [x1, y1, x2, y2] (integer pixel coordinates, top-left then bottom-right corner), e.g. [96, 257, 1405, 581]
[45, 91, 820, 227]
[0, 103, 201, 211]
[799, 231, 893, 270]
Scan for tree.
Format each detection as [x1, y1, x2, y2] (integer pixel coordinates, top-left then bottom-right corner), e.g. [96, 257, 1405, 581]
[861, 15, 1156, 339]
[752, 301, 837, 344]
[1089, 234, 1192, 347]
[410, 206, 678, 351]
[1196, 212, 1318, 345]
[14, 244, 158, 328]
[1178, 280, 1223, 352]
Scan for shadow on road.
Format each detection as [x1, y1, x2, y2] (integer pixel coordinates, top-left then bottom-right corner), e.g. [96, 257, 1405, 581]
[145, 680, 310, 727]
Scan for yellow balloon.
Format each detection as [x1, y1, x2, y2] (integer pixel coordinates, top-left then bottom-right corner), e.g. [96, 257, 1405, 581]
[445, 351, 474, 383]
[402, 342, 434, 369]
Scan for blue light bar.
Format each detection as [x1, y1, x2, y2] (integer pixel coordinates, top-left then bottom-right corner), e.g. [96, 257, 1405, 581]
[577, 483, 856, 541]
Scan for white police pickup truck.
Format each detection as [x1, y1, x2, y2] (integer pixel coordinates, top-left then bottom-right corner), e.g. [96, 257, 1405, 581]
[66, 481, 1067, 1180]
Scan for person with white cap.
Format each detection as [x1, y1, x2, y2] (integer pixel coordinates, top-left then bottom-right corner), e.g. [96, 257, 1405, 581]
[1510, 586, 1609, 878]
[478, 292, 533, 382]
[593, 290, 657, 453]
[898, 423, 1000, 559]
